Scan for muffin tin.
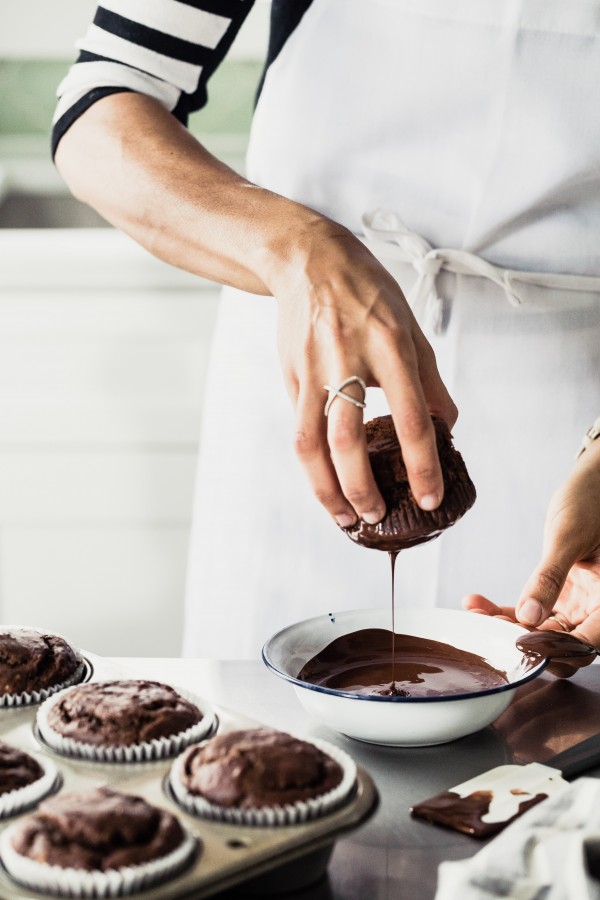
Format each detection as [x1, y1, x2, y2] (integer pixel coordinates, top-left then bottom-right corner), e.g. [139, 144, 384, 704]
[0, 652, 378, 899]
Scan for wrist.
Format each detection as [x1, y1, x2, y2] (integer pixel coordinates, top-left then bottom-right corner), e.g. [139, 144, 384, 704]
[252, 199, 355, 297]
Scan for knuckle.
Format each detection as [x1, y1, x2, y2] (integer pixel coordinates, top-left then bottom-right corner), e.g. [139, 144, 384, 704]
[409, 464, 439, 484]
[446, 401, 459, 426]
[343, 485, 373, 508]
[293, 429, 320, 459]
[299, 333, 317, 365]
[399, 410, 433, 443]
[537, 564, 566, 596]
[418, 338, 437, 364]
[315, 305, 347, 344]
[375, 318, 412, 352]
[313, 486, 341, 509]
[329, 420, 362, 454]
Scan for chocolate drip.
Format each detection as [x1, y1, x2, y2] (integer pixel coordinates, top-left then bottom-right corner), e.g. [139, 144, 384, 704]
[389, 550, 400, 695]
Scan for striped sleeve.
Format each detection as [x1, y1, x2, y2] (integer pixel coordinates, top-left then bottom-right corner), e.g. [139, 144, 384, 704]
[51, 0, 255, 157]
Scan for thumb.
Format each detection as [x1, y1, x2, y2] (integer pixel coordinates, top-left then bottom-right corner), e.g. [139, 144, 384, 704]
[516, 556, 570, 627]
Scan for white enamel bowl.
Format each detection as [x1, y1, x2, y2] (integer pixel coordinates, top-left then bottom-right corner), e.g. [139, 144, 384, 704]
[262, 608, 546, 746]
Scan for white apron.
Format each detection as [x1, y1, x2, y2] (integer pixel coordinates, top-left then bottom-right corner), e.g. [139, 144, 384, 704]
[183, 0, 600, 660]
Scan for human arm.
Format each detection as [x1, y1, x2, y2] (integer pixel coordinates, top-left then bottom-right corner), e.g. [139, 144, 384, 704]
[53, 5, 457, 527]
[464, 433, 600, 675]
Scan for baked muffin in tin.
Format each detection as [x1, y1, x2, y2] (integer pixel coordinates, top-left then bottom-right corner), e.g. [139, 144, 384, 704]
[0, 740, 59, 819]
[37, 679, 216, 762]
[0, 786, 197, 896]
[170, 727, 357, 825]
[0, 628, 84, 707]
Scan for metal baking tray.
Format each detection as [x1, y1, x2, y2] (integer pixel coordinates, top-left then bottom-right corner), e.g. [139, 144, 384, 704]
[0, 652, 379, 899]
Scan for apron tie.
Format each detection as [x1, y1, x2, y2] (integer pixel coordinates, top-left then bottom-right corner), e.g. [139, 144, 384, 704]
[362, 209, 600, 334]
[411, 252, 446, 333]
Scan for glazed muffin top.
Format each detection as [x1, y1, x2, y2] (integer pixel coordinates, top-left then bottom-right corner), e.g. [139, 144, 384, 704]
[344, 415, 476, 551]
[0, 740, 44, 796]
[178, 728, 344, 809]
[0, 629, 79, 696]
[45, 679, 202, 746]
[9, 787, 184, 871]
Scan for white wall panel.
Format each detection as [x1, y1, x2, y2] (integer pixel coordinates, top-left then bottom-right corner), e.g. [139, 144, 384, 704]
[0, 451, 198, 523]
[0, 400, 202, 445]
[0, 528, 189, 656]
[0, 340, 208, 399]
[0, 289, 218, 443]
[0, 290, 218, 338]
[0, 200, 225, 653]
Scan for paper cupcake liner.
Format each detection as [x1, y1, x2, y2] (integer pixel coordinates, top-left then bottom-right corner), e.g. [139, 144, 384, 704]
[0, 753, 60, 819]
[0, 824, 197, 898]
[36, 684, 217, 763]
[0, 658, 87, 709]
[169, 736, 357, 826]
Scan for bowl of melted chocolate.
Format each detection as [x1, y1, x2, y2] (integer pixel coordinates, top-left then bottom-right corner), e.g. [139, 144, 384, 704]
[262, 609, 548, 746]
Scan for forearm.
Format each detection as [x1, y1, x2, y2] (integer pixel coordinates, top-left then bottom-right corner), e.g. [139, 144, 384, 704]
[54, 92, 325, 295]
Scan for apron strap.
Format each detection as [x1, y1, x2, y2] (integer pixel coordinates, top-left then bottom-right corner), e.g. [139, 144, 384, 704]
[362, 210, 600, 334]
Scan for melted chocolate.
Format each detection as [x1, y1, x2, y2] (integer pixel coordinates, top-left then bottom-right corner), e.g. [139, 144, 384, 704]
[297, 628, 508, 698]
[517, 631, 597, 666]
[411, 788, 547, 838]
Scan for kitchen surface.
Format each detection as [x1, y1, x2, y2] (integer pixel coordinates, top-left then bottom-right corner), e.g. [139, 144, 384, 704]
[107, 654, 600, 899]
[0, 635, 599, 900]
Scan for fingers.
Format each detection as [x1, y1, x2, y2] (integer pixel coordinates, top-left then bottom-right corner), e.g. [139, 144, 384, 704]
[462, 594, 596, 679]
[326, 383, 386, 524]
[293, 381, 356, 527]
[373, 340, 444, 511]
[462, 594, 518, 621]
[516, 554, 571, 628]
[413, 329, 458, 429]
[294, 342, 454, 521]
[294, 378, 383, 527]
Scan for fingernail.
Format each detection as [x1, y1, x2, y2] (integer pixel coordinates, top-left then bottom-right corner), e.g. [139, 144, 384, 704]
[419, 494, 440, 511]
[363, 510, 385, 525]
[335, 513, 357, 528]
[518, 599, 543, 626]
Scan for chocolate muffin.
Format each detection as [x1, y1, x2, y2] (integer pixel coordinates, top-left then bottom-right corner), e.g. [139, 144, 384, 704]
[7, 787, 186, 871]
[344, 415, 476, 550]
[45, 679, 202, 747]
[0, 741, 44, 797]
[0, 628, 80, 698]
[178, 728, 344, 809]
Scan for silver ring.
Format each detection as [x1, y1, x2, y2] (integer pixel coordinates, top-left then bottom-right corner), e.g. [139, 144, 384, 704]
[323, 376, 367, 417]
[549, 612, 571, 632]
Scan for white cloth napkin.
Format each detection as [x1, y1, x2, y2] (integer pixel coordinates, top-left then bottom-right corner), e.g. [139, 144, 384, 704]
[435, 778, 600, 900]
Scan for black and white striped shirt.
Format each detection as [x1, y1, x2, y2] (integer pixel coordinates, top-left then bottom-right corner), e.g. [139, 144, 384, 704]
[51, 0, 314, 157]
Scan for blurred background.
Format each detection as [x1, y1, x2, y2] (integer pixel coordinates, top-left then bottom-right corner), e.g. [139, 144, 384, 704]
[0, 0, 271, 656]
